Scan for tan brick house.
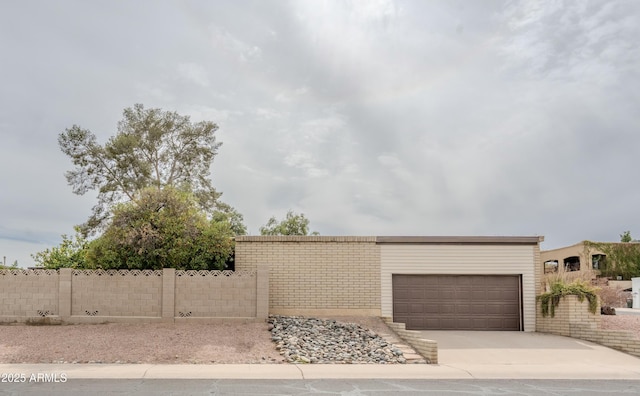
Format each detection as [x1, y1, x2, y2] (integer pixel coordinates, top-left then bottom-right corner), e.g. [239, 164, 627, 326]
[235, 235, 543, 332]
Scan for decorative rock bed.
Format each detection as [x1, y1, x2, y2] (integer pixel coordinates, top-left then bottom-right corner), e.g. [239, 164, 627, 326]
[268, 315, 408, 364]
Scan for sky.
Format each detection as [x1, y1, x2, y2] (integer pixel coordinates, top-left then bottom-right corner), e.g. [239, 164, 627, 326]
[1, 0, 639, 267]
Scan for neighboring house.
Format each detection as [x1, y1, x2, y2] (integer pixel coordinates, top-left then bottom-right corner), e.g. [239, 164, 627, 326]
[235, 235, 543, 332]
[540, 241, 635, 289]
[540, 242, 605, 276]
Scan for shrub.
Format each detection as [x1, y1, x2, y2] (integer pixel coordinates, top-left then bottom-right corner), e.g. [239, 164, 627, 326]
[598, 285, 632, 308]
[31, 226, 92, 269]
[87, 187, 235, 270]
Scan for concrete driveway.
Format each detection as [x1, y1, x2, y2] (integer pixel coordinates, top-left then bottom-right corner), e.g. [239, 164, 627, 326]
[420, 330, 640, 365]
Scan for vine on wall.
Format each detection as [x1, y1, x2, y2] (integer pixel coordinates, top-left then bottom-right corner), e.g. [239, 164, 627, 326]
[537, 279, 599, 318]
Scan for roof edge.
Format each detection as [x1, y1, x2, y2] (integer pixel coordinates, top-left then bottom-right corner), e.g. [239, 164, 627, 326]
[375, 236, 544, 245]
[234, 235, 544, 245]
[235, 236, 376, 242]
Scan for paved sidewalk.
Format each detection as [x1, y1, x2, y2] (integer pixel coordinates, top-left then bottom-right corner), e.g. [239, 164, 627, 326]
[2, 358, 640, 380]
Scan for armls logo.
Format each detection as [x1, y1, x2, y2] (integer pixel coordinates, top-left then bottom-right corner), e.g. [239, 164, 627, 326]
[29, 373, 68, 383]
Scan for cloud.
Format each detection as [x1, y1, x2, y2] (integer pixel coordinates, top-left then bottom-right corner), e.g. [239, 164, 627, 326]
[1, 0, 639, 258]
[256, 108, 284, 120]
[275, 86, 309, 103]
[498, 1, 640, 85]
[177, 62, 210, 87]
[209, 26, 263, 63]
[283, 151, 329, 178]
[182, 105, 243, 123]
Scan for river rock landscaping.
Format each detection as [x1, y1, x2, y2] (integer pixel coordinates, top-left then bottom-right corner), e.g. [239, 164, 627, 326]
[268, 315, 408, 364]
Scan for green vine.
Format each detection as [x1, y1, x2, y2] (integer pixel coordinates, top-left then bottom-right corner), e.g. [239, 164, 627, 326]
[537, 279, 599, 318]
[583, 240, 640, 280]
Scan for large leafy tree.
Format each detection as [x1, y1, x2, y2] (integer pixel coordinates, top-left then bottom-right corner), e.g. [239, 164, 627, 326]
[31, 226, 91, 269]
[86, 186, 235, 270]
[58, 103, 240, 235]
[259, 210, 319, 236]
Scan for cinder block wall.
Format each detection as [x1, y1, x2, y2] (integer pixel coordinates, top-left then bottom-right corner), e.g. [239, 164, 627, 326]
[0, 268, 267, 323]
[0, 269, 59, 316]
[175, 270, 256, 317]
[235, 236, 381, 316]
[71, 270, 163, 317]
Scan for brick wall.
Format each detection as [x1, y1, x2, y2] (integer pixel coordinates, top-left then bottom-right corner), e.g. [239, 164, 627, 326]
[382, 317, 438, 364]
[536, 295, 601, 336]
[536, 295, 640, 358]
[0, 267, 267, 324]
[235, 236, 381, 316]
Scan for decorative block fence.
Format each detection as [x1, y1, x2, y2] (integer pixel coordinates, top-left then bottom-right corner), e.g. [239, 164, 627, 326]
[536, 295, 640, 358]
[0, 266, 269, 324]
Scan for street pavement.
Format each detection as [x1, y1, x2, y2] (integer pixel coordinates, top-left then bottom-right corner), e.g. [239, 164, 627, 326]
[3, 379, 640, 395]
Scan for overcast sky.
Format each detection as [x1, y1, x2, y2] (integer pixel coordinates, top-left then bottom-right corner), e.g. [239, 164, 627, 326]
[1, 0, 639, 267]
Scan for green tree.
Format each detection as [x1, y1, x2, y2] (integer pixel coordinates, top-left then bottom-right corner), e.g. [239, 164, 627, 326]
[58, 104, 240, 235]
[212, 204, 247, 236]
[86, 186, 234, 270]
[621, 231, 633, 242]
[259, 210, 319, 236]
[32, 226, 91, 269]
[585, 240, 640, 280]
[0, 260, 18, 270]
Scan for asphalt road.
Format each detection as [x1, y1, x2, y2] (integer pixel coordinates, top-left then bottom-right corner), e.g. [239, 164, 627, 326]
[2, 379, 640, 395]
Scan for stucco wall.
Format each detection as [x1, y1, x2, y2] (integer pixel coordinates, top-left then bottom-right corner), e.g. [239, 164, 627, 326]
[540, 242, 604, 283]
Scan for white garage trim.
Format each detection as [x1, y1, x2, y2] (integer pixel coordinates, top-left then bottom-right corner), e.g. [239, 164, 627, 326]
[380, 243, 538, 332]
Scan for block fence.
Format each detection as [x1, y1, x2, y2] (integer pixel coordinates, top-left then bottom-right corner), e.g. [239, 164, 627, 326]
[0, 266, 269, 324]
[536, 295, 640, 358]
[235, 236, 381, 316]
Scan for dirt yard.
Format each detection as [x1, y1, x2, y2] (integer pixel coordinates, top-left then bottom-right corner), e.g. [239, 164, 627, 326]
[600, 314, 640, 339]
[0, 317, 392, 364]
[0, 315, 637, 364]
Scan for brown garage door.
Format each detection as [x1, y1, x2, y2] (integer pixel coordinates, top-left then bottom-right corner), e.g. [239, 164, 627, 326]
[392, 275, 521, 330]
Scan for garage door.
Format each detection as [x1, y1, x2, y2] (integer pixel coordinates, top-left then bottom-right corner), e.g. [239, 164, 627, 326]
[392, 275, 521, 330]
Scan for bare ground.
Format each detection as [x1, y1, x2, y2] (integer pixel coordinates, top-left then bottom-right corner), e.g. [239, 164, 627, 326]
[600, 314, 640, 339]
[0, 317, 393, 364]
[0, 322, 283, 364]
[0, 315, 637, 364]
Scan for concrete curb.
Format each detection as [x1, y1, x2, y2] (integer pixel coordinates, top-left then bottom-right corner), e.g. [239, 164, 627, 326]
[3, 363, 640, 380]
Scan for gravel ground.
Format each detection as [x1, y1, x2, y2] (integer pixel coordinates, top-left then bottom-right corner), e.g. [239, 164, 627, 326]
[600, 314, 640, 339]
[0, 315, 637, 364]
[269, 316, 408, 364]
